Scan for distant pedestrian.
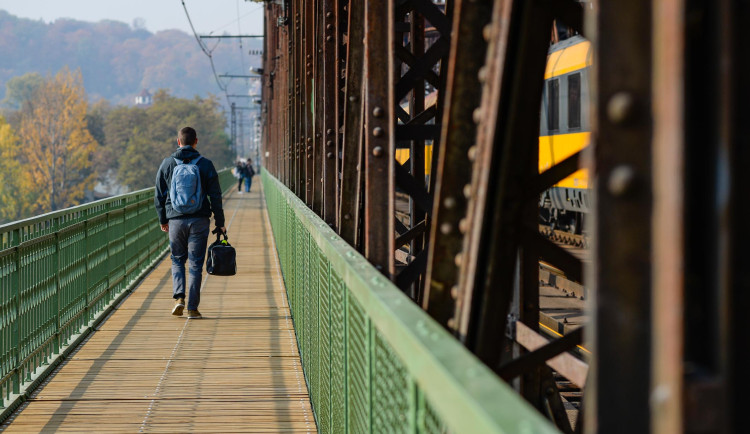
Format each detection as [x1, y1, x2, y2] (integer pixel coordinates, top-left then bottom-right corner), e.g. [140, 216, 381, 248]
[155, 127, 226, 319]
[235, 159, 246, 193]
[243, 158, 256, 192]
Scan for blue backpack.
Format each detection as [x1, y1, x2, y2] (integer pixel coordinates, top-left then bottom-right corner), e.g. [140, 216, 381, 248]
[169, 156, 203, 214]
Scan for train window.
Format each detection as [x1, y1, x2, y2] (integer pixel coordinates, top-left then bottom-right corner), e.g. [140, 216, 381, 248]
[568, 73, 581, 129]
[547, 79, 559, 131]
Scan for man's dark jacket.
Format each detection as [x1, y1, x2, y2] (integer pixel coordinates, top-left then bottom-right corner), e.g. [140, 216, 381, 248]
[154, 146, 225, 227]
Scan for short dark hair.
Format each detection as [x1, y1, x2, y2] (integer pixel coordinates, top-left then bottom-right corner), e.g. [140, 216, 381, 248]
[178, 127, 197, 146]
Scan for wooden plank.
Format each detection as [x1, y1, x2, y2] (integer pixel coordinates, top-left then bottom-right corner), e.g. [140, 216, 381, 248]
[2, 186, 317, 433]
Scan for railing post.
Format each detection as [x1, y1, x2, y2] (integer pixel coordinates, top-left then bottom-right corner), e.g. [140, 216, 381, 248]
[12, 229, 21, 395]
[53, 228, 60, 354]
[84, 220, 90, 322]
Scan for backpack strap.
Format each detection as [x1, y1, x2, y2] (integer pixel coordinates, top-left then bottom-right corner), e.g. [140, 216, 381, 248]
[173, 156, 202, 165]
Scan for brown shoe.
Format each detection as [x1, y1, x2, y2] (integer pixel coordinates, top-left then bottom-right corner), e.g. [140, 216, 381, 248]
[172, 298, 185, 316]
[187, 309, 202, 319]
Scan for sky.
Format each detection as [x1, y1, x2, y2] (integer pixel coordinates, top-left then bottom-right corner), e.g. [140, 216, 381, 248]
[0, 0, 265, 36]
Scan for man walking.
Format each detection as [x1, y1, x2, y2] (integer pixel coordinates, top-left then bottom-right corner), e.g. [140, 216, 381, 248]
[243, 158, 256, 193]
[155, 127, 226, 319]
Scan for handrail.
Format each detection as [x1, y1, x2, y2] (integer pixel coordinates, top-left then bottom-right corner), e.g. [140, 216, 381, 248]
[263, 171, 558, 434]
[0, 168, 235, 419]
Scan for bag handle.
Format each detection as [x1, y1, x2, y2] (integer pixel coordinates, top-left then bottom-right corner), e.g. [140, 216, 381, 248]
[212, 227, 228, 242]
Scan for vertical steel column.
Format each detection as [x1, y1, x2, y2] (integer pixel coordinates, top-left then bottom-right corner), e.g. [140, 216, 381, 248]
[363, 0, 395, 275]
[312, 0, 324, 215]
[321, 0, 338, 226]
[728, 4, 750, 432]
[423, 0, 494, 329]
[338, 0, 365, 247]
[304, 0, 315, 205]
[592, 0, 653, 432]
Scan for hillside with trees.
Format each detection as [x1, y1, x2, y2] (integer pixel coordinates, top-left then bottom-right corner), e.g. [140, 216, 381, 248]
[0, 68, 234, 223]
[0, 10, 261, 105]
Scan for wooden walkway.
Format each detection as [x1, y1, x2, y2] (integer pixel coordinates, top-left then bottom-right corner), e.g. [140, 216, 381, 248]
[2, 185, 316, 433]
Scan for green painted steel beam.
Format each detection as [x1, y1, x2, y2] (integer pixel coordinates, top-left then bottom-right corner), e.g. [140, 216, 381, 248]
[262, 171, 559, 434]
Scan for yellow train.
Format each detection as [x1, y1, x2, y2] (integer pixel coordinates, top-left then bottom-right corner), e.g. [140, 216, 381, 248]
[396, 35, 592, 234]
[539, 35, 592, 234]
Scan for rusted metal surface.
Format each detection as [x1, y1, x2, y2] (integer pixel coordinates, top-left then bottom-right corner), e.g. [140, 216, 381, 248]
[338, 0, 365, 247]
[363, 0, 395, 275]
[260, 0, 750, 432]
[321, 0, 338, 225]
[591, 0, 653, 432]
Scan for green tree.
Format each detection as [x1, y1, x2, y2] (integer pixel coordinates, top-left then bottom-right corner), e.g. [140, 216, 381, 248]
[1, 72, 44, 110]
[19, 68, 98, 212]
[115, 90, 233, 190]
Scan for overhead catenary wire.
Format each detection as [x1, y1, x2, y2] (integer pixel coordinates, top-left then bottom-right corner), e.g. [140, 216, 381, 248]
[180, 0, 230, 106]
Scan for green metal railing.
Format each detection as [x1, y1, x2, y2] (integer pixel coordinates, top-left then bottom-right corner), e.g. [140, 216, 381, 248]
[263, 172, 558, 434]
[0, 168, 234, 418]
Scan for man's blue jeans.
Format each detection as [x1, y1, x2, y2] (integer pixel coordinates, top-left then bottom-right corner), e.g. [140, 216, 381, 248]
[168, 217, 210, 310]
[245, 175, 253, 192]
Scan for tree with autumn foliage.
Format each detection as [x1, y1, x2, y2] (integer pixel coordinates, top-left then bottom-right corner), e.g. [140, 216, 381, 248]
[18, 67, 98, 212]
[0, 116, 36, 222]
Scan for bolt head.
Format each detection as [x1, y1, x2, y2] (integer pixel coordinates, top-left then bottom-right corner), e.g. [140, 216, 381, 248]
[463, 184, 472, 199]
[443, 197, 457, 210]
[372, 146, 384, 157]
[440, 223, 452, 235]
[327, 152, 334, 159]
[472, 108, 483, 124]
[608, 165, 636, 196]
[372, 127, 384, 137]
[607, 92, 637, 125]
[467, 146, 477, 162]
[373, 106, 384, 118]
[458, 218, 469, 234]
[483, 24, 493, 42]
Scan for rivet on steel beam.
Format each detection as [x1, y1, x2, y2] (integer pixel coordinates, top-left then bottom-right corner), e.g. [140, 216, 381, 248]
[307, 146, 312, 152]
[327, 129, 333, 136]
[443, 197, 457, 210]
[349, 95, 357, 102]
[344, 214, 351, 220]
[467, 146, 477, 162]
[307, 54, 312, 60]
[458, 218, 469, 234]
[326, 24, 333, 30]
[483, 24, 492, 42]
[478, 66, 488, 83]
[327, 152, 334, 159]
[472, 108, 483, 124]
[608, 165, 636, 197]
[447, 318, 456, 328]
[307, 137, 312, 143]
[440, 223, 453, 235]
[373, 106, 384, 118]
[372, 127, 384, 137]
[463, 184, 472, 199]
[454, 253, 463, 267]
[326, 140, 333, 147]
[326, 12, 333, 18]
[372, 146, 384, 157]
[450, 286, 459, 299]
[607, 92, 637, 125]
